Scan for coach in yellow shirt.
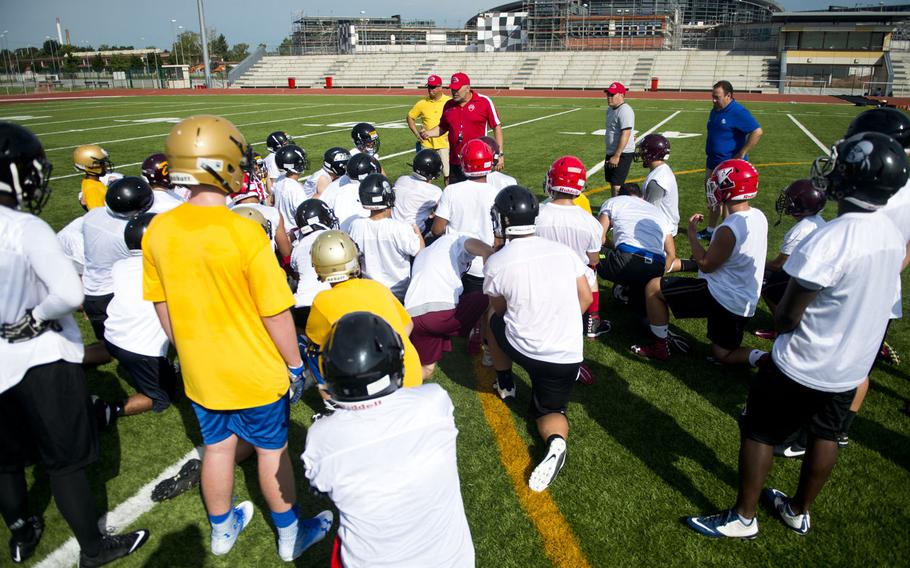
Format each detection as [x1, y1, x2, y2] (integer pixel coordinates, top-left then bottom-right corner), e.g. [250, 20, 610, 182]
[407, 75, 451, 184]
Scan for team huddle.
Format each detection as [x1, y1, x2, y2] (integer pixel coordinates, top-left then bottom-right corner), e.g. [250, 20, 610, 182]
[0, 73, 908, 567]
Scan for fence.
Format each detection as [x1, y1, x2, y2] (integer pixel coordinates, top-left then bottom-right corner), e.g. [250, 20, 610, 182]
[0, 70, 228, 94]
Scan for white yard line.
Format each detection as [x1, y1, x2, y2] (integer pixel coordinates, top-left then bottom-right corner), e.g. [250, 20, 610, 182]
[28, 102, 270, 128]
[589, 110, 681, 176]
[786, 113, 829, 152]
[34, 446, 203, 568]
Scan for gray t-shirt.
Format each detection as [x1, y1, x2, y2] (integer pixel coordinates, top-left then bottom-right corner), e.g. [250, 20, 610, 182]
[604, 103, 635, 155]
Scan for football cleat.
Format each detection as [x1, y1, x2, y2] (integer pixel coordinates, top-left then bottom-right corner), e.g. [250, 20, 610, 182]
[585, 315, 612, 339]
[79, 529, 150, 567]
[211, 501, 254, 556]
[278, 510, 333, 561]
[9, 516, 43, 564]
[686, 508, 758, 539]
[762, 488, 810, 535]
[612, 284, 629, 304]
[151, 458, 202, 502]
[877, 341, 901, 366]
[631, 339, 670, 361]
[493, 378, 516, 401]
[666, 330, 690, 354]
[529, 437, 567, 492]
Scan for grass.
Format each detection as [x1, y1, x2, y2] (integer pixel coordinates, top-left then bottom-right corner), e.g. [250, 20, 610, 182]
[2, 93, 909, 567]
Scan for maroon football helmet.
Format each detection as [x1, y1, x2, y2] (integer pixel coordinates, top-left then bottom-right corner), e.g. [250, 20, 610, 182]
[140, 153, 171, 188]
[636, 133, 670, 167]
[775, 179, 826, 224]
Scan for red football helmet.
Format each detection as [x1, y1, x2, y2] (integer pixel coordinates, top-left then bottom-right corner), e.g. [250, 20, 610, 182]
[706, 159, 759, 208]
[140, 153, 171, 188]
[460, 139, 494, 177]
[545, 156, 587, 197]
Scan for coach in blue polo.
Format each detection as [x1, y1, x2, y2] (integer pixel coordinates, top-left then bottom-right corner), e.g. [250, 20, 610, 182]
[699, 80, 763, 240]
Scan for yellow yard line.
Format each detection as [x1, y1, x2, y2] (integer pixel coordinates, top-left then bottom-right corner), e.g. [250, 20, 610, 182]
[472, 358, 593, 568]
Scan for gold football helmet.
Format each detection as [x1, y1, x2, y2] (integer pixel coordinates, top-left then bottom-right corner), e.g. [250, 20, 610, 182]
[164, 115, 249, 194]
[311, 230, 361, 283]
[73, 144, 112, 175]
[232, 205, 272, 239]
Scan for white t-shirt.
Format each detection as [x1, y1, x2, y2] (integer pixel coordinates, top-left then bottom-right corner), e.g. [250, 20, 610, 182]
[880, 180, 909, 318]
[486, 171, 518, 191]
[319, 175, 351, 209]
[149, 189, 185, 214]
[264, 152, 280, 180]
[780, 214, 826, 255]
[699, 207, 768, 317]
[405, 234, 476, 317]
[536, 202, 602, 265]
[1, 208, 84, 393]
[349, 147, 380, 161]
[642, 163, 679, 236]
[104, 255, 169, 357]
[773, 212, 904, 392]
[57, 215, 85, 274]
[291, 230, 331, 307]
[232, 203, 282, 251]
[99, 171, 123, 187]
[483, 236, 594, 364]
[599, 195, 670, 255]
[81, 207, 131, 296]
[302, 384, 475, 568]
[348, 217, 421, 300]
[333, 183, 370, 232]
[273, 176, 307, 232]
[302, 168, 331, 199]
[392, 174, 442, 230]
[435, 179, 499, 277]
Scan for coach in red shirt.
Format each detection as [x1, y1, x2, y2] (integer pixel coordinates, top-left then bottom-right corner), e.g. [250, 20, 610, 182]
[421, 72, 504, 183]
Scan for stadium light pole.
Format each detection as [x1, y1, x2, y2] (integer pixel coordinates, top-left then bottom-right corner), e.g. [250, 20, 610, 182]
[197, 0, 213, 88]
[170, 19, 178, 65]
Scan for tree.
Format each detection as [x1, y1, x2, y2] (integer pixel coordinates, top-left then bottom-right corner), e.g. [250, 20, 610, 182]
[278, 37, 294, 56]
[227, 42, 249, 61]
[90, 54, 104, 72]
[175, 31, 201, 64]
[62, 53, 79, 73]
[42, 39, 60, 57]
[210, 34, 228, 59]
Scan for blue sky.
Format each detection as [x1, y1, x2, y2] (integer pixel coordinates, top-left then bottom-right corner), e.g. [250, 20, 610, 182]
[0, 0, 906, 51]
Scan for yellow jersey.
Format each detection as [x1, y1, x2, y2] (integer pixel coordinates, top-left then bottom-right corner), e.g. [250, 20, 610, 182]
[142, 203, 295, 410]
[574, 192, 592, 214]
[306, 278, 423, 388]
[408, 95, 451, 150]
[82, 178, 107, 210]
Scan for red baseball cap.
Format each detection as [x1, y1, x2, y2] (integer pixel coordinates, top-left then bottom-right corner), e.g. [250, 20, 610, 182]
[605, 82, 627, 95]
[449, 72, 470, 90]
[424, 75, 442, 88]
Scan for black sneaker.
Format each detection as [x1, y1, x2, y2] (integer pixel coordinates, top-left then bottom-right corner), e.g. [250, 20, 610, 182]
[837, 432, 849, 449]
[9, 516, 43, 564]
[151, 459, 201, 502]
[79, 530, 149, 568]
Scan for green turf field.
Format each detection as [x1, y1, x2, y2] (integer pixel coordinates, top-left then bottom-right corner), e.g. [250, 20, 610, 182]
[2, 93, 909, 567]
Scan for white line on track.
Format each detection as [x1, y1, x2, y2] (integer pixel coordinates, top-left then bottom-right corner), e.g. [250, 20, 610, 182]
[786, 113, 829, 152]
[34, 446, 203, 568]
[589, 110, 681, 176]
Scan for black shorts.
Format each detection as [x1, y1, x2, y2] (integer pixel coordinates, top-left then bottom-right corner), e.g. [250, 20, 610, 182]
[597, 249, 665, 312]
[105, 341, 177, 413]
[660, 277, 749, 350]
[0, 361, 99, 475]
[490, 314, 579, 419]
[83, 293, 113, 341]
[761, 269, 790, 306]
[291, 306, 312, 329]
[461, 273, 485, 295]
[741, 357, 856, 444]
[603, 152, 635, 187]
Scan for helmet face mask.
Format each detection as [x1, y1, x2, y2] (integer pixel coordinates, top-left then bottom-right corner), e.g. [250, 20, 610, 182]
[774, 179, 826, 225]
[351, 123, 380, 156]
[706, 159, 759, 209]
[815, 131, 909, 209]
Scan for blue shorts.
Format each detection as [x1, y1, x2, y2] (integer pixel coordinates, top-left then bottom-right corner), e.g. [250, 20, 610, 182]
[191, 396, 290, 450]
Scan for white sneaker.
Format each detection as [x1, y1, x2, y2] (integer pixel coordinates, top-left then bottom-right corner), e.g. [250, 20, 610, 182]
[686, 508, 758, 539]
[529, 437, 567, 492]
[481, 348, 493, 367]
[211, 501, 254, 556]
[278, 510, 333, 561]
[763, 488, 810, 535]
[493, 379, 516, 401]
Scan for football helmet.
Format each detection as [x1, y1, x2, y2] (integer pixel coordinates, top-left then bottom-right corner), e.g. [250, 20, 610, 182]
[636, 134, 671, 167]
[811, 131, 908, 210]
[140, 153, 171, 188]
[358, 173, 394, 210]
[295, 198, 338, 237]
[323, 147, 351, 177]
[346, 152, 380, 182]
[321, 311, 404, 403]
[774, 179, 826, 225]
[545, 155, 587, 197]
[844, 107, 910, 150]
[266, 131, 293, 153]
[311, 230, 361, 283]
[491, 185, 539, 238]
[706, 159, 759, 209]
[351, 122, 380, 156]
[461, 139, 494, 178]
[73, 144, 112, 176]
[165, 115, 250, 194]
[411, 149, 443, 181]
[478, 135, 501, 166]
[0, 122, 53, 214]
[123, 212, 156, 252]
[275, 144, 309, 175]
[105, 176, 154, 219]
[232, 205, 272, 239]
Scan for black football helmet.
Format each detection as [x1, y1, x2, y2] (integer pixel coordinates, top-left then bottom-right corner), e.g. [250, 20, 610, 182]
[774, 179, 826, 225]
[266, 131, 293, 153]
[351, 122, 380, 156]
[844, 108, 910, 150]
[811, 131, 909, 209]
[411, 149, 443, 181]
[491, 185, 539, 238]
[0, 122, 53, 214]
[275, 144, 308, 175]
[321, 311, 404, 403]
[123, 212, 156, 252]
[358, 173, 394, 210]
[105, 176, 154, 218]
[295, 198, 338, 237]
[346, 152, 380, 182]
[323, 147, 351, 177]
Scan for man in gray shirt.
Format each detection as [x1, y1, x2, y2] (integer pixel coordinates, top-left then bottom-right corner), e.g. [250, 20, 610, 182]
[603, 82, 636, 197]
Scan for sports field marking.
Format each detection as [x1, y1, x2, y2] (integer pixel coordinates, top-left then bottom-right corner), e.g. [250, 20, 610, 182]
[27, 101, 274, 128]
[787, 114, 829, 152]
[471, 359, 593, 568]
[34, 446, 203, 568]
[588, 111, 681, 177]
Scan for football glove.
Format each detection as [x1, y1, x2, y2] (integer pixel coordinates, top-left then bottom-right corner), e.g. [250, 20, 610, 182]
[288, 362, 308, 404]
[1, 309, 61, 343]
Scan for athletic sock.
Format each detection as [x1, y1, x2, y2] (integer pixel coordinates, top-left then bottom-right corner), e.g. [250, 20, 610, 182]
[649, 324, 669, 339]
[271, 504, 300, 529]
[545, 434, 565, 448]
[587, 288, 600, 315]
[737, 512, 754, 525]
[495, 370, 514, 389]
[208, 510, 231, 526]
[748, 349, 768, 367]
[49, 469, 103, 557]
